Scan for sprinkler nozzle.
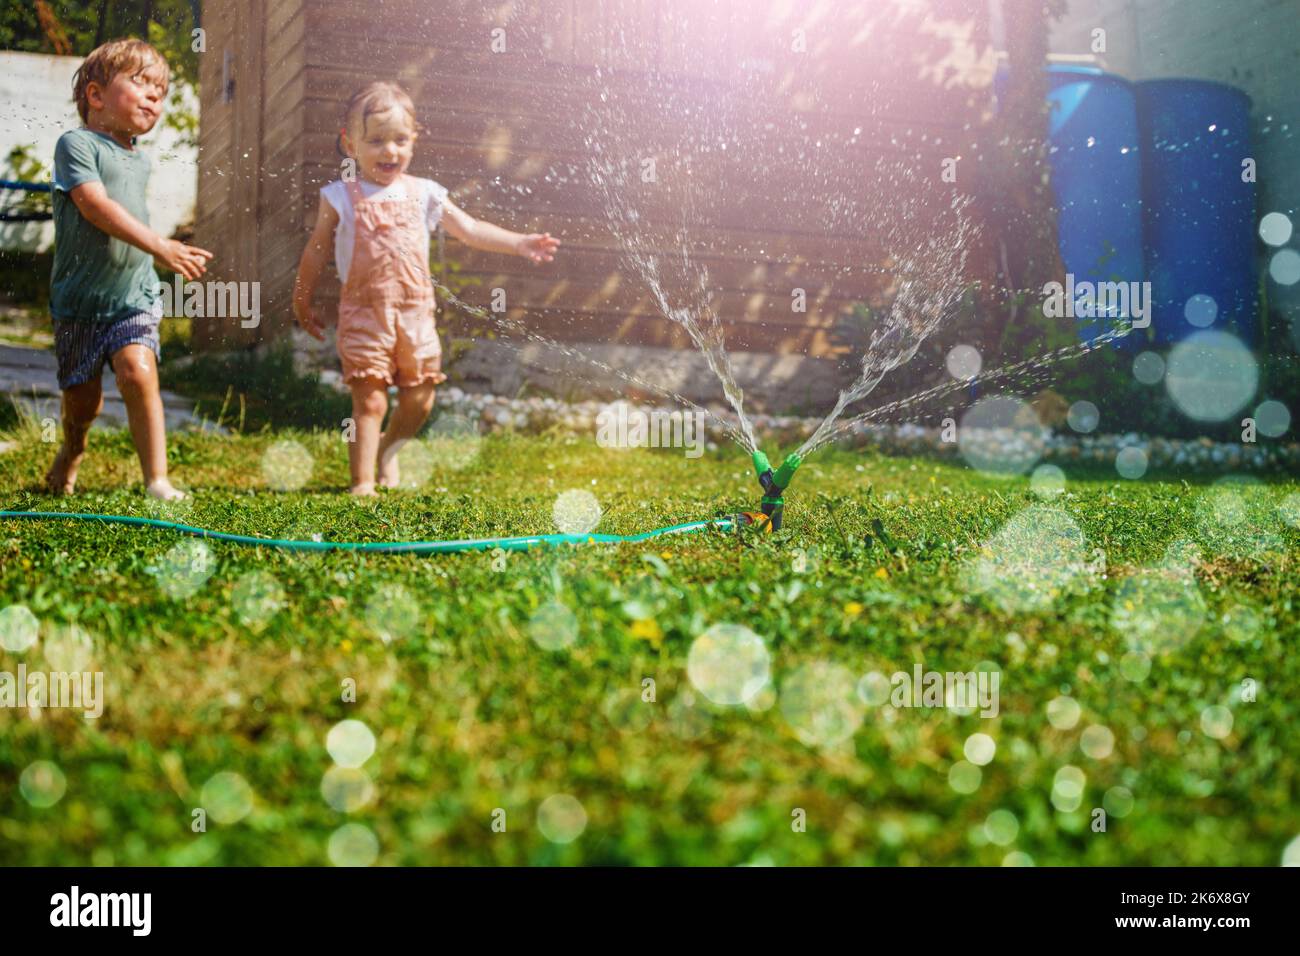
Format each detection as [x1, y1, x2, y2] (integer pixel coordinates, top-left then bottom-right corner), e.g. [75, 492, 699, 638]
[749, 450, 802, 532]
[773, 452, 802, 490]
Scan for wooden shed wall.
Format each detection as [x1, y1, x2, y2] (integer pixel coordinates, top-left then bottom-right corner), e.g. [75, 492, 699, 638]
[197, 0, 997, 359]
[194, 0, 307, 350]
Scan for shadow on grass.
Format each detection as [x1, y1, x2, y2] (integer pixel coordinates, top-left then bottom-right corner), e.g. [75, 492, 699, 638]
[160, 344, 352, 433]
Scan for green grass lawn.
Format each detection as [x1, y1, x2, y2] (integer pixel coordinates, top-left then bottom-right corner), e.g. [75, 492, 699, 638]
[1, 422, 1298, 865]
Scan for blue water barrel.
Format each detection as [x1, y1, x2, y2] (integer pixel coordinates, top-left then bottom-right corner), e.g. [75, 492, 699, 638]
[1045, 65, 1146, 347]
[1135, 79, 1257, 347]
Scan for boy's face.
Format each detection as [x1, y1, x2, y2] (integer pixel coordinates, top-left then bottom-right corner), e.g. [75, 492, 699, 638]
[87, 64, 168, 138]
[343, 109, 416, 187]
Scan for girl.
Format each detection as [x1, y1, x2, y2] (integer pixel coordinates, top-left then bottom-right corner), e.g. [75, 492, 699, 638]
[294, 82, 560, 495]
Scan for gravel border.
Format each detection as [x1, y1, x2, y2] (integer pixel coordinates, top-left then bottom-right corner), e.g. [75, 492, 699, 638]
[413, 384, 1300, 476]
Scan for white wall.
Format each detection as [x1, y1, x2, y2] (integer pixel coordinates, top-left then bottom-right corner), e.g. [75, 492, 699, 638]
[0, 50, 197, 253]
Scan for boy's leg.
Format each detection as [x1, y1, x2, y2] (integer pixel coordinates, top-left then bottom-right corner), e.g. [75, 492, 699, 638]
[348, 378, 389, 496]
[110, 342, 185, 500]
[377, 381, 438, 488]
[44, 377, 104, 494]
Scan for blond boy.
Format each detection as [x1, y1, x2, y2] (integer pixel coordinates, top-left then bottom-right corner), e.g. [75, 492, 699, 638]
[45, 38, 211, 499]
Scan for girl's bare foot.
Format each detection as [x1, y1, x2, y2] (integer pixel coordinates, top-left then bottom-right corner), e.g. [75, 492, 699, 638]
[43, 445, 83, 495]
[350, 482, 378, 497]
[377, 445, 402, 488]
[146, 478, 189, 501]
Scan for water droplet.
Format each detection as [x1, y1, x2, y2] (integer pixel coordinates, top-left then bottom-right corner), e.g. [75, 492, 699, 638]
[1164, 331, 1258, 422]
[553, 489, 601, 534]
[686, 623, 770, 706]
[529, 600, 578, 652]
[20, 761, 67, 808]
[537, 794, 587, 843]
[200, 771, 254, 823]
[326, 720, 376, 768]
[1259, 211, 1293, 246]
[328, 823, 379, 865]
[1067, 400, 1099, 433]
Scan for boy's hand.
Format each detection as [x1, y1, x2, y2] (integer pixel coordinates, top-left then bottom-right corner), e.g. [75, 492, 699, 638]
[155, 239, 213, 281]
[293, 300, 325, 341]
[516, 232, 560, 264]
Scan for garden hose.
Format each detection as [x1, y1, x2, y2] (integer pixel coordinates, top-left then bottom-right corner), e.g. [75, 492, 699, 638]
[0, 510, 772, 554]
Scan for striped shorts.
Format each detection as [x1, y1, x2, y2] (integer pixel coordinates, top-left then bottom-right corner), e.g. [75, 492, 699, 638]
[52, 311, 161, 390]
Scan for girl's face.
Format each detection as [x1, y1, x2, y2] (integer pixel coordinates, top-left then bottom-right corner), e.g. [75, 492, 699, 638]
[343, 108, 417, 187]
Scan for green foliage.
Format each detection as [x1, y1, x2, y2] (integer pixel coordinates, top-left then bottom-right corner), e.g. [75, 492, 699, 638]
[994, 292, 1077, 364]
[0, 1, 198, 83]
[0, 433, 1297, 864]
[1, 1, 200, 148]
[432, 245, 490, 338]
[3, 145, 53, 216]
[157, 342, 352, 433]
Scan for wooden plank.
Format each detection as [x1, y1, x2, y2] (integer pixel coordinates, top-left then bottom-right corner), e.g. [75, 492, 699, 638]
[299, 264, 871, 330]
[294, 149, 965, 241]
[264, 10, 306, 101]
[421, 274, 862, 326]
[449, 308, 846, 357]
[293, 67, 977, 149]
[293, 162, 970, 277]
[294, 90, 971, 164]
[297, 42, 977, 120]
[293, 289, 848, 358]
[261, 68, 308, 177]
[445, 245, 900, 301]
[266, 0, 302, 37]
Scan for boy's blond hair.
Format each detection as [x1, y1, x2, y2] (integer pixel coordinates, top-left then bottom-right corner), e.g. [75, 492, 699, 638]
[340, 82, 422, 146]
[72, 38, 170, 124]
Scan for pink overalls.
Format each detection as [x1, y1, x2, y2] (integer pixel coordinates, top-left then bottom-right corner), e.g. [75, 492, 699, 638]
[337, 174, 448, 388]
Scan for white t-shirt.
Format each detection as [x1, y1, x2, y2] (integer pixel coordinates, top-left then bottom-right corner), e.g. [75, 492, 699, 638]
[320, 175, 449, 283]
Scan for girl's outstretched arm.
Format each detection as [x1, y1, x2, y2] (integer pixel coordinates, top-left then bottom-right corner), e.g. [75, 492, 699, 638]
[293, 196, 340, 341]
[441, 199, 560, 263]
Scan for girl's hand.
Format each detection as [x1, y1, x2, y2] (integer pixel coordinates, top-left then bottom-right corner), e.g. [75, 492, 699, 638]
[294, 300, 325, 341]
[516, 232, 560, 264]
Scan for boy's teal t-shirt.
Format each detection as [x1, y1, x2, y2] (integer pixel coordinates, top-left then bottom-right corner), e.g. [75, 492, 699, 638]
[51, 128, 160, 323]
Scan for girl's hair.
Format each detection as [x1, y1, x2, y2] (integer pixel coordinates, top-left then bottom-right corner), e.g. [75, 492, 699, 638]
[73, 38, 170, 124]
[337, 82, 421, 155]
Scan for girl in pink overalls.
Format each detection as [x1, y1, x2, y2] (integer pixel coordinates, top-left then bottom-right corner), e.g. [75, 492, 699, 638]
[293, 82, 560, 495]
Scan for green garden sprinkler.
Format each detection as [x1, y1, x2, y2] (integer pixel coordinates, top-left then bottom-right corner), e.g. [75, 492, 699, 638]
[735, 449, 802, 533]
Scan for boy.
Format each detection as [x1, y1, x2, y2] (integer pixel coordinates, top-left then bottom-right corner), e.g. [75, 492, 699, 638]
[44, 38, 211, 500]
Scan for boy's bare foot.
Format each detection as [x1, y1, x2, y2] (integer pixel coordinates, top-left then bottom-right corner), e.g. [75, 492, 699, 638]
[44, 445, 83, 495]
[350, 482, 378, 497]
[377, 447, 401, 488]
[146, 478, 188, 501]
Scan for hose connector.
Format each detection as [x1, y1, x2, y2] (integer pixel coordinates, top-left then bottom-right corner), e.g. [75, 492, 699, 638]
[733, 510, 773, 533]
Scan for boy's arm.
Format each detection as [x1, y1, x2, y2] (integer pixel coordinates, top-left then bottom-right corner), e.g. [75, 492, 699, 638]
[68, 182, 212, 280]
[441, 199, 560, 264]
[293, 196, 340, 341]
